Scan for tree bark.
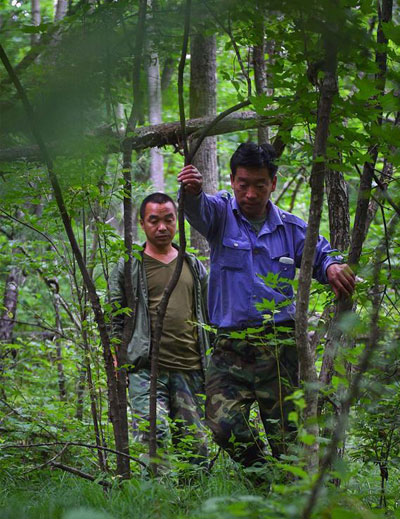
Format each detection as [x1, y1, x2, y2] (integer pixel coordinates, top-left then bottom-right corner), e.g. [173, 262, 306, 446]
[54, 0, 67, 21]
[319, 0, 393, 397]
[0, 267, 25, 344]
[147, 0, 164, 191]
[53, 291, 67, 401]
[189, 30, 217, 262]
[31, 0, 41, 47]
[147, 51, 164, 191]
[0, 111, 283, 163]
[253, 41, 270, 143]
[302, 213, 399, 519]
[348, 0, 392, 268]
[295, 56, 338, 473]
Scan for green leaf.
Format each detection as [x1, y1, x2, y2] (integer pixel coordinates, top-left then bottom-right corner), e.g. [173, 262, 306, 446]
[300, 433, 316, 446]
[278, 463, 309, 479]
[382, 22, 400, 45]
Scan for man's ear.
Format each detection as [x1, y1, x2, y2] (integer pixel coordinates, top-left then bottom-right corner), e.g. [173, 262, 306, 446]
[230, 173, 234, 188]
[271, 176, 277, 192]
[139, 219, 144, 230]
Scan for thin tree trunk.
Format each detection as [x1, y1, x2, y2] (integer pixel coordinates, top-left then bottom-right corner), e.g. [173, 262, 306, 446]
[53, 291, 67, 401]
[319, 0, 392, 396]
[253, 42, 269, 143]
[189, 30, 217, 262]
[302, 213, 399, 519]
[147, 0, 164, 191]
[149, 0, 191, 475]
[83, 324, 107, 472]
[295, 51, 338, 472]
[348, 0, 392, 268]
[31, 0, 41, 47]
[147, 50, 164, 191]
[54, 0, 67, 21]
[161, 57, 174, 92]
[0, 43, 129, 479]
[0, 267, 25, 343]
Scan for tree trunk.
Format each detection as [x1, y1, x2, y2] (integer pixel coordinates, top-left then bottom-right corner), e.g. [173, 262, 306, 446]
[161, 57, 174, 92]
[54, 0, 67, 21]
[147, 0, 164, 191]
[348, 0, 392, 268]
[295, 55, 338, 473]
[0, 43, 130, 479]
[0, 266, 25, 343]
[319, 0, 392, 395]
[147, 55, 164, 191]
[189, 31, 217, 262]
[31, 0, 41, 47]
[253, 42, 269, 143]
[53, 291, 67, 401]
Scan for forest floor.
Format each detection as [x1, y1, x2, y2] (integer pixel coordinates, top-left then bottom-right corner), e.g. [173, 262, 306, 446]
[0, 456, 398, 519]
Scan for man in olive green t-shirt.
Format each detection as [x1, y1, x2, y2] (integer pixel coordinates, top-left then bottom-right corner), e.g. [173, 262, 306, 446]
[110, 192, 209, 468]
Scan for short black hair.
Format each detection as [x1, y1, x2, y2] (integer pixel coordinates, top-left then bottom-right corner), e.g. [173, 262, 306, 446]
[230, 142, 278, 179]
[139, 192, 177, 220]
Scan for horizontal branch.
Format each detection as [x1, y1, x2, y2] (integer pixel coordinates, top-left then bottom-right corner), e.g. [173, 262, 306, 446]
[50, 461, 112, 488]
[0, 111, 283, 163]
[0, 441, 146, 468]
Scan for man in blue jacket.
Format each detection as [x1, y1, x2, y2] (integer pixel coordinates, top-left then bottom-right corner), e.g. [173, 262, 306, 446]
[178, 142, 355, 468]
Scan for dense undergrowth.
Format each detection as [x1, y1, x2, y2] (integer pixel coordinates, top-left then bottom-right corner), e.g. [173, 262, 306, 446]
[1, 455, 399, 519]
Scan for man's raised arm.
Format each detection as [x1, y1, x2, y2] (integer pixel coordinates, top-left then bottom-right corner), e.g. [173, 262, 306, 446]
[178, 165, 224, 240]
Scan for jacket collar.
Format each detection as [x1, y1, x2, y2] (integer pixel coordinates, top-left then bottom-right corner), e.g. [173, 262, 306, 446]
[231, 198, 284, 234]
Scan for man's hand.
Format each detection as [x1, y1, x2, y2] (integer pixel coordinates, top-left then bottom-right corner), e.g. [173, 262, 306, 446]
[326, 263, 356, 298]
[178, 165, 203, 195]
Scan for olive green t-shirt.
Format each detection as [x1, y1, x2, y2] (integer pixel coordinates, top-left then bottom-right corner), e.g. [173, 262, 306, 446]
[143, 254, 201, 371]
[248, 215, 266, 234]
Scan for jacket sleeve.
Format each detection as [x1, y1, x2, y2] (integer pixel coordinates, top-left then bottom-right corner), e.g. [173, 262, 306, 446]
[293, 225, 342, 284]
[185, 191, 226, 241]
[109, 258, 126, 342]
[195, 257, 210, 323]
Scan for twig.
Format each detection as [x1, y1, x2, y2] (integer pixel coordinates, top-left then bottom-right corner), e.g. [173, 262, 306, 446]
[0, 441, 146, 468]
[188, 100, 250, 163]
[0, 399, 59, 440]
[50, 461, 112, 488]
[207, 447, 221, 473]
[23, 443, 70, 475]
[274, 175, 298, 205]
[0, 208, 62, 258]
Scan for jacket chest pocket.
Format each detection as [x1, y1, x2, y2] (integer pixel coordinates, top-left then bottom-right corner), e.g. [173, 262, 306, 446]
[220, 237, 251, 270]
[271, 252, 295, 294]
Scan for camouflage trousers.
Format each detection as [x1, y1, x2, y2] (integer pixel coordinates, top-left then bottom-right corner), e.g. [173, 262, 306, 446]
[206, 327, 298, 467]
[128, 368, 208, 465]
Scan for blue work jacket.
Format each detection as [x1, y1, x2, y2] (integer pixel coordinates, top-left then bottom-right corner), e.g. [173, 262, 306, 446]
[185, 190, 341, 329]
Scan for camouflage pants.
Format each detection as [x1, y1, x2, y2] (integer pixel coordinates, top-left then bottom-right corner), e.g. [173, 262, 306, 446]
[206, 328, 298, 467]
[128, 368, 208, 465]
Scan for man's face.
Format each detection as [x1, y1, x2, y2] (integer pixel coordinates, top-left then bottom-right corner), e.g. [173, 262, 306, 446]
[231, 166, 277, 219]
[140, 201, 177, 249]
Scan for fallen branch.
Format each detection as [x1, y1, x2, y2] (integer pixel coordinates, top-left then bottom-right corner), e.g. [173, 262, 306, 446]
[0, 441, 146, 468]
[0, 111, 283, 163]
[50, 461, 112, 488]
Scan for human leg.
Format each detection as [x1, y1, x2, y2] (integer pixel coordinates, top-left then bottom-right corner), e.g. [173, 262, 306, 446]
[254, 333, 298, 458]
[128, 369, 171, 449]
[205, 337, 266, 467]
[169, 369, 208, 465]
